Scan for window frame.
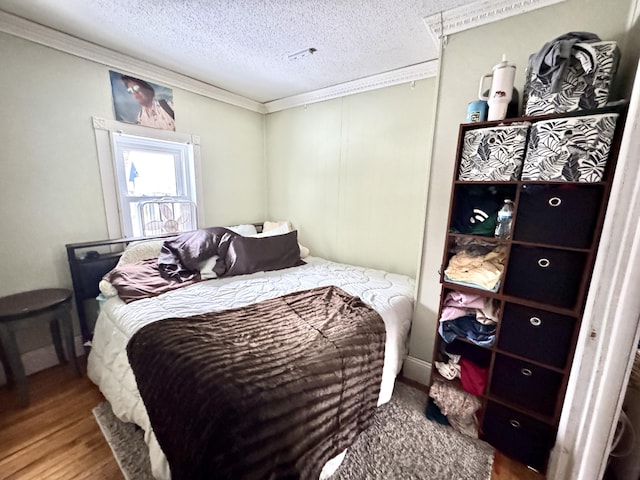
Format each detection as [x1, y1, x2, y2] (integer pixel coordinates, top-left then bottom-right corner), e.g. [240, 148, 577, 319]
[111, 133, 196, 237]
[93, 116, 204, 239]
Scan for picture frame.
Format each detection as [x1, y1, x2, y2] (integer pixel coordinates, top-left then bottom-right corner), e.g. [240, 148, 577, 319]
[109, 70, 176, 131]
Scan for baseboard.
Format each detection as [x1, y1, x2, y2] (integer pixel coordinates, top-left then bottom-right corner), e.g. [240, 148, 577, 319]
[402, 356, 432, 386]
[0, 335, 84, 386]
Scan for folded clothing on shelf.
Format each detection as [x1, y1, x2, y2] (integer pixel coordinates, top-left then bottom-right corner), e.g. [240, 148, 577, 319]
[429, 381, 481, 438]
[435, 355, 488, 396]
[439, 315, 496, 346]
[444, 245, 507, 292]
[440, 290, 499, 324]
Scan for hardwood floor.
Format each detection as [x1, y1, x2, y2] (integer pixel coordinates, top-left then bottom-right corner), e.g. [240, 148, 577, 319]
[492, 453, 546, 480]
[0, 358, 121, 480]
[0, 361, 544, 479]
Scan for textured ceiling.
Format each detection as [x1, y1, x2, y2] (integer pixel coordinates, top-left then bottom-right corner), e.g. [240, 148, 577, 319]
[0, 0, 478, 103]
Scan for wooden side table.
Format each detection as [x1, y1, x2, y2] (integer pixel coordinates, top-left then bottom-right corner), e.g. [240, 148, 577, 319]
[0, 288, 81, 406]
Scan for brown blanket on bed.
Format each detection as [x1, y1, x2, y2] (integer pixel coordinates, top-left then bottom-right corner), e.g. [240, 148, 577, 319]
[127, 286, 386, 480]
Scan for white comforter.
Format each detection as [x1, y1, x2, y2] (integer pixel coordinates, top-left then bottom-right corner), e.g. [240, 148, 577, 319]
[87, 256, 415, 479]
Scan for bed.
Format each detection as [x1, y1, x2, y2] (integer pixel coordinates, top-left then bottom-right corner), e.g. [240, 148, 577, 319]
[75, 224, 415, 479]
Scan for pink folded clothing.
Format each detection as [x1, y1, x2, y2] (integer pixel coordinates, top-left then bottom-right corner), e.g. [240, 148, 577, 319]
[440, 291, 485, 321]
[440, 291, 499, 324]
[446, 291, 487, 309]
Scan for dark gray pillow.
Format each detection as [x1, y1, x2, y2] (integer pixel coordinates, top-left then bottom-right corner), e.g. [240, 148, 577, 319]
[215, 230, 305, 277]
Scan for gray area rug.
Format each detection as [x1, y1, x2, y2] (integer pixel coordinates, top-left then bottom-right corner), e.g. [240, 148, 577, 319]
[93, 402, 154, 480]
[93, 382, 494, 479]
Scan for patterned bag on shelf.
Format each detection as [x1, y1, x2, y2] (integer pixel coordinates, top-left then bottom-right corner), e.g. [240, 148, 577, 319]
[458, 123, 530, 181]
[521, 113, 618, 182]
[524, 41, 620, 116]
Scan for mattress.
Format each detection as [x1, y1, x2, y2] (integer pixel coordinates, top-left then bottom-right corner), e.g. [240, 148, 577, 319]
[87, 256, 415, 479]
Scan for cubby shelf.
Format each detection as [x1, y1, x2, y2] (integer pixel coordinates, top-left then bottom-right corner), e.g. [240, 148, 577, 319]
[429, 105, 627, 473]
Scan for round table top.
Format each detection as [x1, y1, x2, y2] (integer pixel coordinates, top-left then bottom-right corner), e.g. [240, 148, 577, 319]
[0, 288, 72, 321]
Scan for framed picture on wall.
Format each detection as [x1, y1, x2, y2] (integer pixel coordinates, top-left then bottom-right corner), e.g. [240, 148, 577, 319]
[109, 70, 176, 131]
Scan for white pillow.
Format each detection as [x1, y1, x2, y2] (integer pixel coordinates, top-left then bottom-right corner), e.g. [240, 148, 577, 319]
[198, 255, 219, 280]
[297, 243, 310, 258]
[227, 224, 259, 236]
[117, 239, 165, 266]
[99, 278, 118, 298]
[252, 223, 291, 237]
[263, 220, 293, 233]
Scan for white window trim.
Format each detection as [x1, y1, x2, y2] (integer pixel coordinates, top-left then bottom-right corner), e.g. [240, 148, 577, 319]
[93, 116, 204, 238]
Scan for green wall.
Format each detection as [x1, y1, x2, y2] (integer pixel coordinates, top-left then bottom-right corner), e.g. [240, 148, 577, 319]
[266, 80, 436, 278]
[0, 32, 266, 353]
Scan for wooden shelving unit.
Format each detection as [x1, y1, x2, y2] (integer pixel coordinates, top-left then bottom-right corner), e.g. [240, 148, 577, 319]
[429, 105, 627, 472]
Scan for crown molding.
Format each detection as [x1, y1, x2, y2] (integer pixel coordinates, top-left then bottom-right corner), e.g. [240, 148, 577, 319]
[0, 9, 436, 115]
[424, 0, 567, 41]
[0, 10, 266, 114]
[0, 1, 564, 115]
[263, 61, 439, 113]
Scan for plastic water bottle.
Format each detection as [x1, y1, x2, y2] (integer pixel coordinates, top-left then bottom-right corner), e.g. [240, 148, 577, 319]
[495, 199, 514, 239]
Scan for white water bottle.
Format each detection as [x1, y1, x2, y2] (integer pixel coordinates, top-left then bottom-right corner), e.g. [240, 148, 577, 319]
[479, 54, 517, 121]
[495, 199, 514, 239]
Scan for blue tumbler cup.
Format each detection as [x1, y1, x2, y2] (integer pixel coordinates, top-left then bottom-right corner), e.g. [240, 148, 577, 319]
[466, 100, 488, 123]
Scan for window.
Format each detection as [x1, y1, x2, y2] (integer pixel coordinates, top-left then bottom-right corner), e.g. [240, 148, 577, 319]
[112, 134, 197, 237]
[93, 117, 203, 239]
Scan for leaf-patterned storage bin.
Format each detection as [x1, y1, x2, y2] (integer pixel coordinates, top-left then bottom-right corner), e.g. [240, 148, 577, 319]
[524, 41, 619, 116]
[458, 123, 530, 181]
[521, 113, 618, 182]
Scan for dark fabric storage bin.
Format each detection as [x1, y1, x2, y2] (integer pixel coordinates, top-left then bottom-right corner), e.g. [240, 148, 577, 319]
[513, 184, 604, 248]
[482, 401, 555, 472]
[498, 303, 576, 368]
[458, 124, 530, 181]
[504, 245, 587, 308]
[521, 113, 618, 183]
[490, 354, 563, 417]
